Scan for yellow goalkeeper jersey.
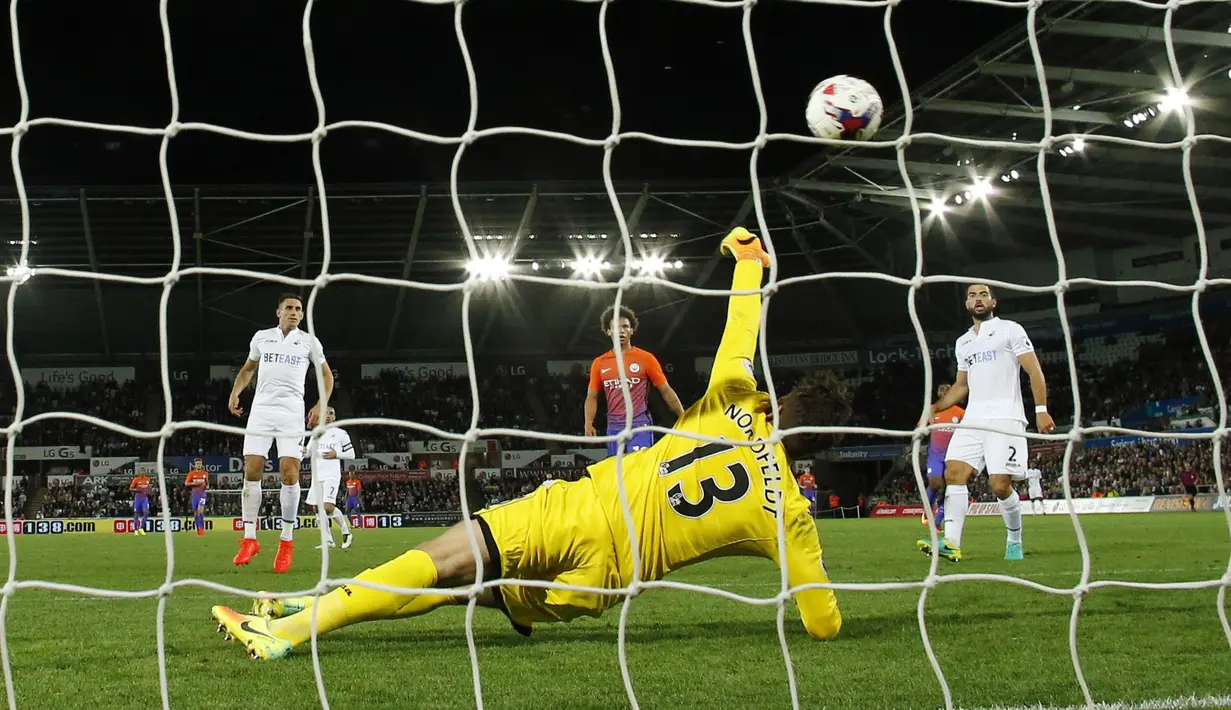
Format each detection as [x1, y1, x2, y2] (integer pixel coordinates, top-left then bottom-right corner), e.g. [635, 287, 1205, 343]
[587, 262, 837, 640]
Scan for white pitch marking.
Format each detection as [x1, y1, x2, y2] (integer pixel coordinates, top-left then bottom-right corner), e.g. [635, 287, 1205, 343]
[953, 694, 1231, 710]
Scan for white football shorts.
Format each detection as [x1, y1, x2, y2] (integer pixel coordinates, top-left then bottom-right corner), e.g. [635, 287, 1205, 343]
[305, 474, 341, 507]
[1027, 478, 1044, 500]
[242, 408, 305, 461]
[944, 418, 1027, 477]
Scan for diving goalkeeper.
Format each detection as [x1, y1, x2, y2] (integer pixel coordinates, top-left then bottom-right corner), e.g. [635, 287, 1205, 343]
[209, 228, 853, 660]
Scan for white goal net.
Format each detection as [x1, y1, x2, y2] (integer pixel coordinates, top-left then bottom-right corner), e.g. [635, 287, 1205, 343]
[2, 1, 1230, 710]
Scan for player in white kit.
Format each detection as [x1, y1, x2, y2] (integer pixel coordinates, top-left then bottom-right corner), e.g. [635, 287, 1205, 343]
[228, 294, 334, 573]
[304, 407, 355, 550]
[1025, 467, 1045, 515]
[918, 283, 1054, 562]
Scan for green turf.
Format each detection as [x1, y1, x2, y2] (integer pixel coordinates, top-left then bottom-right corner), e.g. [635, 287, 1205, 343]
[0, 514, 1228, 710]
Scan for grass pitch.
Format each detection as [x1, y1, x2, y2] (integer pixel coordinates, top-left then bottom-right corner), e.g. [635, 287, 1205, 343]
[0, 514, 1228, 710]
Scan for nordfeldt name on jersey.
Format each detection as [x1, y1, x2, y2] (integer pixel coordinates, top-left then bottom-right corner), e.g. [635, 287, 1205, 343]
[248, 326, 327, 415]
[955, 316, 1035, 423]
[723, 402, 784, 517]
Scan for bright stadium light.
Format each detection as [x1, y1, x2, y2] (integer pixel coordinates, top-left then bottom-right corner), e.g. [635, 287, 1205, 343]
[1159, 87, 1190, 113]
[570, 255, 605, 278]
[6, 263, 32, 285]
[929, 197, 947, 214]
[634, 254, 677, 275]
[970, 180, 993, 199]
[1060, 137, 1086, 157]
[465, 255, 511, 282]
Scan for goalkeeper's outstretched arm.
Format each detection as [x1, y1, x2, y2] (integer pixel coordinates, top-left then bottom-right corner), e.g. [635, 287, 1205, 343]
[706, 228, 771, 395]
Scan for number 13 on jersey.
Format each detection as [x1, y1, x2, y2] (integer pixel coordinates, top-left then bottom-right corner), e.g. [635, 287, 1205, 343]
[659, 441, 757, 519]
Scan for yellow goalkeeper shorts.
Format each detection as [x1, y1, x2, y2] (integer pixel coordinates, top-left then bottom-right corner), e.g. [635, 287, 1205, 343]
[474, 477, 623, 629]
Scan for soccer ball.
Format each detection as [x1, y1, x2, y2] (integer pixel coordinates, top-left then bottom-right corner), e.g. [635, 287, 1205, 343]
[805, 75, 883, 141]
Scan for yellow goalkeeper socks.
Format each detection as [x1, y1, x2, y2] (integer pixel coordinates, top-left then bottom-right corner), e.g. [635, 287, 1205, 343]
[391, 592, 458, 619]
[288, 587, 456, 620]
[270, 548, 446, 646]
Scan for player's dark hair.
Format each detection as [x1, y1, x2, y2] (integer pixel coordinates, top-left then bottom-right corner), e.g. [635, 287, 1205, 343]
[786, 370, 854, 457]
[966, 282, 995, 300]
[277, 293, 303, 308]
[599, 305, 638, 334]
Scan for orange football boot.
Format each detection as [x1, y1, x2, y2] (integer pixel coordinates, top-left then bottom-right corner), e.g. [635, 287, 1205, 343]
[233, 538, 260, 566]
[273, 540, 294, 574]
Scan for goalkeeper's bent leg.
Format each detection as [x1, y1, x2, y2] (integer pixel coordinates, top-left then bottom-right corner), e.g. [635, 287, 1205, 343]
[263, 590, 459, 622]
[268, 520, 489, 646]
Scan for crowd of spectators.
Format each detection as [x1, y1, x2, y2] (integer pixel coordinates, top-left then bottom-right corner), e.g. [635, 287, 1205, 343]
[869, 318, 1231, 505]
[29, 465, 587, 520]
[0, 379, 147, 456]
[878, 437, 1223, 506]
[348, 369, 535, 453]
[7, 306, 1231, 519]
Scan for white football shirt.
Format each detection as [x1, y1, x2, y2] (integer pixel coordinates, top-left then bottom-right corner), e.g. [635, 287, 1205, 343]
[955, 316, 1034, 423]
[247, 326, 326, 417]
[312, 427, 354, 479]
[1026, 467, 1042, 484]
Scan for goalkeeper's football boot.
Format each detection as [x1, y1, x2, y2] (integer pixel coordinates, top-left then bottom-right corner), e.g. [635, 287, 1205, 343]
[212, 606, 293, 661]
[720, 227, 771, 267]
[916, 537, 962, 562]
[251, 591, 312, 620]
[273, 539, 294, 574]
[1005, 541, 1024, 561]
[233, 538, 260, 566]
[341, 531, 354, 549]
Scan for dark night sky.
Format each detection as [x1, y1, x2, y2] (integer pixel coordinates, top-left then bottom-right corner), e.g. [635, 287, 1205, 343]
[0, 0, 1019, 188]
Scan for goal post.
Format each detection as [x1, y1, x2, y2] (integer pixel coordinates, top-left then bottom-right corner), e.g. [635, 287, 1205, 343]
[0, 1, 1228, 710]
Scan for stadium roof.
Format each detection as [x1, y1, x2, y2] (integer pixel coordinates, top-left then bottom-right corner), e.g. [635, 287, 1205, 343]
[780, 1, 1231, 265]
[2, 0, 1229, 362]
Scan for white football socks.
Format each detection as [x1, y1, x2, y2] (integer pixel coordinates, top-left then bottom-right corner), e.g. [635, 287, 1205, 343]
[241, 479, 262, 539]
[279, 483, 301, 542]
[1000, 489, 1023, 545]
[331, 507, 351, 535]
[943, 484, 969, 549]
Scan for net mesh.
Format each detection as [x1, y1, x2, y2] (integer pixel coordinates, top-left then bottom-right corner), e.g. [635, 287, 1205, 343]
[0, 0, 1229, 709]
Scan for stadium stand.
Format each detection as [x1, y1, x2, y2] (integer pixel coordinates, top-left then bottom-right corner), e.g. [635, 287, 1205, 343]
[9, 293, 1228, 521]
